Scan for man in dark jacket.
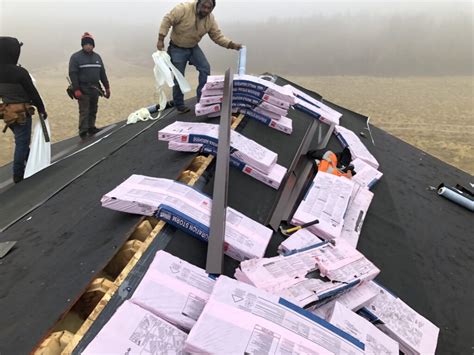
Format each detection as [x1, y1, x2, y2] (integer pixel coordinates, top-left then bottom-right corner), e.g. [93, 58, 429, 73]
[0, 37, 48, 183]
[69, 32, 110, 139]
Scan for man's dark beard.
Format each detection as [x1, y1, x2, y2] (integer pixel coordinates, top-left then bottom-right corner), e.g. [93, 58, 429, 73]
[197, 1, 213, 19]
[197, 11, 207, 19]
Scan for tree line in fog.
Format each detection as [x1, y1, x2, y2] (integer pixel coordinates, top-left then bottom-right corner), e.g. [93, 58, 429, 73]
[6, 11, 473, 76]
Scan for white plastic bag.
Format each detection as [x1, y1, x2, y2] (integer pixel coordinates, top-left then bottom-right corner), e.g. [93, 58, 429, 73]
[152, 50, 191, 93]
[126, 107, 153, 125]
[24, 117, 51, 178]
[127, 51, 191, 124]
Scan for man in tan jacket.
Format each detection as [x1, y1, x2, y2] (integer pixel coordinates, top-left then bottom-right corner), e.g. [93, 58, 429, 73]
[157, 0, 242, 113]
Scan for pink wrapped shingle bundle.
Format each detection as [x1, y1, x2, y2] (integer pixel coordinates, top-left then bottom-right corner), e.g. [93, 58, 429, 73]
[202, 74, 225, 90]
[284, 84, 342, 126]
[101, 175, 273, 261]
[200, 88, 223, 97]
[335, 125, 379, 169]
[195, 102, 221, 116]
[199, 95, 223, 105]
[168, 140, 202, 152]
[277, 227, 323, 254]
[204, 74, 296, 103]
[198, 74, 294, 134]
[351, 158, 383, 189]
[291, 171, 355, 240]
[340, 185, 374, 248]
[184, 276, 366, 354]
[167, 141, 287, 190]
[312, 281, 380, 320]
[235, 239, 380, 309]
[130, 250, 215, 332]
[159, 121, 278, 174]
[82, 301, 187, 354]
[282, 184, 373, 250]
[358, 283, 440, 355]
[327, 302, 399, 354]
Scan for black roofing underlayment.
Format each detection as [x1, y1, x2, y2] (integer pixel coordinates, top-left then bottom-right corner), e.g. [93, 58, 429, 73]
[0, 77, 473, 355]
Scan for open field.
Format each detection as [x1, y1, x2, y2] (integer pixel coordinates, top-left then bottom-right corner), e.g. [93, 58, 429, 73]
[1, 71, 473, 175]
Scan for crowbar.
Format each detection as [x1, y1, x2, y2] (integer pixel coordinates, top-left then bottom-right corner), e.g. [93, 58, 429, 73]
[38, 112, 50, 143]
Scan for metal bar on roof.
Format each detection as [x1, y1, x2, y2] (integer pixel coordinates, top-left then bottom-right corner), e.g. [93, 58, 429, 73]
[206, 68, 233, 275]
[238, 46, 247, 76]
[266, 119, 319, 230]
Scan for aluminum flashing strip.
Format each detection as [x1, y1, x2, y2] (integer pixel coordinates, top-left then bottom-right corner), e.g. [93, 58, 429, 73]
[206, 68, 233, 274]
[267, 119, 319, 230]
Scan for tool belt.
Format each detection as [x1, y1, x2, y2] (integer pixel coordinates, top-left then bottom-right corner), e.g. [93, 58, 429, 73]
[80, 82, 105, 97]
[0, 102, 35, 133]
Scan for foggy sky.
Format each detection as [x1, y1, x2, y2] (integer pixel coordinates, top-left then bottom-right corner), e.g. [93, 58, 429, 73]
[0, 0, 472, 76]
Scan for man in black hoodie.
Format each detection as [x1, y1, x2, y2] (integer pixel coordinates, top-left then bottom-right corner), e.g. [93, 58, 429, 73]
[0, 37, 48, 183]
[69, 32, 110, 139]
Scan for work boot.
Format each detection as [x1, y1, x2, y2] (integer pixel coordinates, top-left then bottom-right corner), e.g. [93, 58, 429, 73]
[13, 175, 23, 184]
[176, 106, 190, 114]
[79, 131, 88, 140]
[88, 127, 103, 135]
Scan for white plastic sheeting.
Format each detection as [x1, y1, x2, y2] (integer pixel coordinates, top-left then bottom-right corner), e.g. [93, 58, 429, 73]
[126, 107, 154, 125]
[24, 117, 51, 178]
[127, 51, 191, 124]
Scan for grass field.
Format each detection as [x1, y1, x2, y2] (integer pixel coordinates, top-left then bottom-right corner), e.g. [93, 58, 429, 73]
[1, 71, 472, 175]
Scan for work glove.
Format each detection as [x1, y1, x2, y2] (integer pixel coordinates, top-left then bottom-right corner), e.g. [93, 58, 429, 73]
[105, 88, 111, 99]
[74, 89, 82, 99]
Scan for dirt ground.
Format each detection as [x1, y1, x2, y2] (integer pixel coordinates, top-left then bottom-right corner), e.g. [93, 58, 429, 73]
[1, 70, 472, 175]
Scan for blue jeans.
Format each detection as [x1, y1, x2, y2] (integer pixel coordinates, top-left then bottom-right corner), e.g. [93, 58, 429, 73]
[10, 115, 32, 178]
[168, 43, 211, 109]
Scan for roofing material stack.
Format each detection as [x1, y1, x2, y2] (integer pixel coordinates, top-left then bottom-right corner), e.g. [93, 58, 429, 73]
[272, 120, 439, 352]
[350, 158, 383, 190]
[101, 175, 272, 261]
[184, 276, 366, 354]
[277, 228, 323, 254]
[281, 173, 375, 249]
[327, 302, 399, 354]
[235, 240, 380, 309]
[284, 84, 342, 127]
[82, 301, 187, 354]
[195, 74, 295, 134]
[93, 78, 440, 353]
[159, 121, 287, 189]
[286, 128, 383, 248]
[335, 125, 379, 169]
[130, 250, 216, 332]
[291, 171, 355, 241]
[339, 185, 374, 248]
[357, 283, 440, 355]
[312, 281, 380, 320]
[159, 121, 277, 174]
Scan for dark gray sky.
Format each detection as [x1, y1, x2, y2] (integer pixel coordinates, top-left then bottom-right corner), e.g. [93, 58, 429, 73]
[1, 0, 472, 75]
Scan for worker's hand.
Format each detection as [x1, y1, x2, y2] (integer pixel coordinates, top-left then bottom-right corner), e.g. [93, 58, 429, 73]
[229, 42, 243, 50]
[157, 39, 165, 51]
[104, 88, 111, 99]
[74, 89, 82, 99]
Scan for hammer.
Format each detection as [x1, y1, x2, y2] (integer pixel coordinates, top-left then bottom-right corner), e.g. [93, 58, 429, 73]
[279, 219, 319, 237]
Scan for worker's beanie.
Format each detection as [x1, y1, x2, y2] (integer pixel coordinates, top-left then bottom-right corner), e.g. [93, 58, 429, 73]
[81, 32, 95, 47]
